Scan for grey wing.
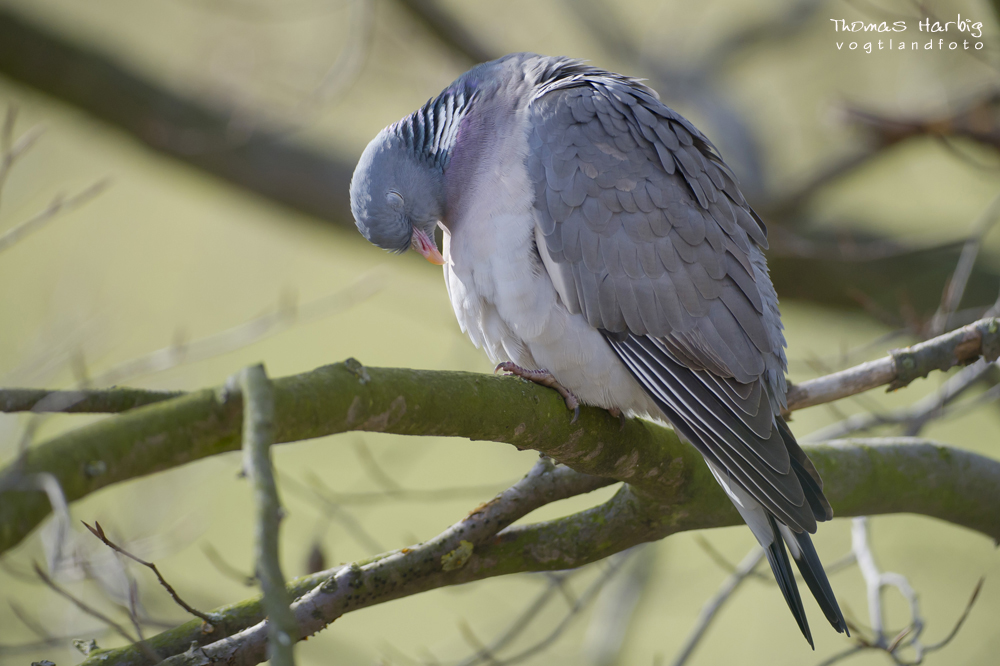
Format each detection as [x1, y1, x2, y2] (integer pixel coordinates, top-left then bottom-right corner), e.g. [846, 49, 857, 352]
[526, 79, 831, 533]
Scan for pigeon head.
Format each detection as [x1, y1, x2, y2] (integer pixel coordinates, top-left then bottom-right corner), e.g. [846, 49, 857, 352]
[350, 125, 447, 265]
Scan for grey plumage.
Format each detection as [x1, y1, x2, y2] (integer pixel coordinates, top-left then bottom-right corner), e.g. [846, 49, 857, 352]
[350, 53, 847, 645]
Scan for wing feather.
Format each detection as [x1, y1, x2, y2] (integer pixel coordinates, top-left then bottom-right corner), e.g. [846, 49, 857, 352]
[525, 68, 831, 537]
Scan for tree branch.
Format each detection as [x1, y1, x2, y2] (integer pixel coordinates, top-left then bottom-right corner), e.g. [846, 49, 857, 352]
[0, 387, 184, 413]
[3, 318, 1000, 555]
[785, 317, 1000, 411]
[81, 439, 1000, 666]
[236, 365, 296, 666]
[0, 6, 355, 226]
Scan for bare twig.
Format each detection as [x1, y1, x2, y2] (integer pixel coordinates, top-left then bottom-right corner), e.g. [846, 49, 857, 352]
[479, 554, 632, 666]
[237, 364, 297, 666]
[89, 269, 383, 388]
[0, 472, 74, 575]
[816, 519, 984, 666]
[583, 544, 657, 666]
[852, 517, 922, 652]
[785, 317, 1000, 412]
[280, 474, 386, 554]
[82, 520, 215, 624]
[928, 192, 1000, 335]
[451, 570, 579, 666]
[0, 106, 45, 215]
[0, 179, 110, 253]
[692, 536, 771, 582]
[670, 547, 766, 666]
[32, 562, 162, 663]
[200, 543, 255, 587]
[804, 359, 998, 441]
[155, 458, 613, 666]
[923, 578, 984, 651]
[844, 92, 1000, 154]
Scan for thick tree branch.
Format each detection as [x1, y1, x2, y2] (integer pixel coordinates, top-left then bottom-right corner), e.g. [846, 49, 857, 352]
[3, 318, 1000, 555]
[83, 440, 1000, 666]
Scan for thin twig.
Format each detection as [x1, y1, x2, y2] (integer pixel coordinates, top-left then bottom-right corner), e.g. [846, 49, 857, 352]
[0, 178, 110, 253]
[923, 578, 984, 651]
[82, 520, 215, 624]
[692, 535, 770, 582]
[473, 554, 631, 666]
[452, 571, 579, 666]
[670, 547, 766, 666]
[200, 543, 255, 587]
[279, 473, 386, 554]
[238, 364, 297, 666]
[32, 561, 161, 663]
[583, 544, 657, 666]
[785, 317, 1000, 412]
[154, 459, 614, 666]
[928, 191, 1000, 335]
[804, 359, 999, 442]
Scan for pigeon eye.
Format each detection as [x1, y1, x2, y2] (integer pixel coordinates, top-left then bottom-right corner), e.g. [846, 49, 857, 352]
[386, 191, 404, 209]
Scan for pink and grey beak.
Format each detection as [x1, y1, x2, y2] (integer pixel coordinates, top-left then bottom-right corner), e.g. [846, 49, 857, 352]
[411, 227, 445, 265]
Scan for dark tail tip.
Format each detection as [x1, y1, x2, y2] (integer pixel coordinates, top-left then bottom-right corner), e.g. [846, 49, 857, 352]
[789, 529, 850, 636]
[763, 515, 814, 647]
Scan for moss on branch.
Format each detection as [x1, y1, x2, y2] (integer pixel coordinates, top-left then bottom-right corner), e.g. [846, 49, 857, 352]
[83, 441, 1000, 666]
[0, 361, 706, 555]
[4, 360, 1000, 560]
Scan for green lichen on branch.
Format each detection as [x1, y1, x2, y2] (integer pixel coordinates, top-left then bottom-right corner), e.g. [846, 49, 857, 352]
[82, 441, 1000, 666]
[0, 362, 704, 555]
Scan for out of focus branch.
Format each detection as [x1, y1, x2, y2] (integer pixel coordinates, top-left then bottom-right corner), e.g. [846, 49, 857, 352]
[844, 92, 1000, 153]
[0, 387, 184, 413]
[393, 0, 497, 64]
[102, 458, 610, 666]
[0, 179, 110, 253]
[2, 5, 999, 318]
[0, 7, 355, 225]
[670, 547, 765, 666]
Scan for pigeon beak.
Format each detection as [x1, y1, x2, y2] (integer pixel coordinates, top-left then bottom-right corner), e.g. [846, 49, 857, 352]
[411, 227, 445, 265]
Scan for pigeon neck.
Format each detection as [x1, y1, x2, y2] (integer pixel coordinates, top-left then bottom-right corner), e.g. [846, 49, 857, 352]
[392, 87, 477, 170]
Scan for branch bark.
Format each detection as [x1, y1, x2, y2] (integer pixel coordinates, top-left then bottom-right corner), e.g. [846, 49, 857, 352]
[82, 439, 1000, 666]
[785, 317, 1000, 411]
[3, 318, 1000, 556]
[236, 365, 296, 666]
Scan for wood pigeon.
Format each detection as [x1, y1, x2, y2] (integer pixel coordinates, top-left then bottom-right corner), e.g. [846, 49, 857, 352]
[350, 52, 848, 645]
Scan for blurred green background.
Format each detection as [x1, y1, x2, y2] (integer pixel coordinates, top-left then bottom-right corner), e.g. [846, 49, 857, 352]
[0, 0, 998, 664]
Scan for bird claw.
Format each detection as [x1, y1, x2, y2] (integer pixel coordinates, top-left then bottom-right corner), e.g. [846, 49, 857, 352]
[495, 362, 581, 421]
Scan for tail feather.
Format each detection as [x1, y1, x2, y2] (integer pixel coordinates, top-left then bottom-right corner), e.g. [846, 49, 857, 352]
[784, 529, 850, 636]
[763, 514, 814, 648]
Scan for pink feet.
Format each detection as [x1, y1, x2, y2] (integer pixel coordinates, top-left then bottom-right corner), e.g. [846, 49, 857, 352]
[494, 362, 581, 423]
